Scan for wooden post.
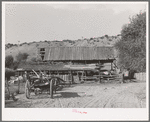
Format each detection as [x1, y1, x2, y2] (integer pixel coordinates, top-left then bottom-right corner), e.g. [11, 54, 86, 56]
[77, 71, 79, 81]
[17, 77, 20, 94]
[5, 77, 10, 99]
[85, 60, 87, 82]
[85, 70, 86, 81]
[121, 73, 124, 83]
[70, 70, 73, 84]
[49, 71, 51, 77]
[81, 70, 84, 83]
[70, 61, 73, 84]
[111, 62, 113, 70]
[57, 70, 58, 77]
[99, 61, 101, 83]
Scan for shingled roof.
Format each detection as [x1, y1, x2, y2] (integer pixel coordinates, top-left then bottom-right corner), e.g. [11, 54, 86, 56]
[42, 46, 115, 61]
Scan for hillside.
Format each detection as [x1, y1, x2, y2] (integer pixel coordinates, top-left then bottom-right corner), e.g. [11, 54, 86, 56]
[5, 35, 121, 60]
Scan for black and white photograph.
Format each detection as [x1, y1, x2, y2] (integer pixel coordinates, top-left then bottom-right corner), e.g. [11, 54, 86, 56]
[2, 1, 149, 121]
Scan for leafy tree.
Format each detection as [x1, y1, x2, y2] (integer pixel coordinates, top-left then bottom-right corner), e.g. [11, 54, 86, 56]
[5, 55, 14, 68]
[115, 11, 146, 72]
[12, 61, 19, 70]
[5, 68, 15, 81]
[16, 53, 29, 62]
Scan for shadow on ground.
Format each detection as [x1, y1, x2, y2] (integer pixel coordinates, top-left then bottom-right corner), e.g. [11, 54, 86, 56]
[60, 92, 81, 98]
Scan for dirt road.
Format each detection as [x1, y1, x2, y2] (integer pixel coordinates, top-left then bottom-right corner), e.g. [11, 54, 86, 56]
[5, 81, 146, 108]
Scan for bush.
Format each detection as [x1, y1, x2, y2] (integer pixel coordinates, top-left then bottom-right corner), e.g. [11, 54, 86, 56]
[100, 36, 104, 39]
[5, 55, 14, 68]
[12, 61, 19, 70]
[16, 53, 29, 62]
[5, 68, 15, 81]
[105, 35, 109, 38]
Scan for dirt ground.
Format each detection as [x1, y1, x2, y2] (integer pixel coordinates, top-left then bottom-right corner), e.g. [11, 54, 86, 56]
[5, 80, 146, 108]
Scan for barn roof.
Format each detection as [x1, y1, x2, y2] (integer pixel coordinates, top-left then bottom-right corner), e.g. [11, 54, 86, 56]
[17, 63, 98, 71]
[42, 46, 115, 61]
[17, 63, 69, 71]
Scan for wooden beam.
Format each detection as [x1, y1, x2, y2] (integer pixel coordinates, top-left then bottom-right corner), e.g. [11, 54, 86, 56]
[70, 70, 73, 84]
[99, 61, 101, 83]
[81, 70, 84, 82]
[111, 62, 113, 70]
[85, 70, 86, 81]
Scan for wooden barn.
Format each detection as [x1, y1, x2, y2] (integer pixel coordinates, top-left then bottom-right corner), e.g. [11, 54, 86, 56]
[38, 46, 115, 63]
[17, 46, 117, 83]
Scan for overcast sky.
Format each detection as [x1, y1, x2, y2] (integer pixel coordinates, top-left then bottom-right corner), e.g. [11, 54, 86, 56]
[4, 2, 147, 44]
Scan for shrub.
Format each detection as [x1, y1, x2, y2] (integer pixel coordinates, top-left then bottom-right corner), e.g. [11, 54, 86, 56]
[5, 68, 15, 81]
[100, 36, 104, 39]
[5, 55, 14, 68]
[12, 61, 19, 70]
[105, 35, 109, 38]
[16, 53, 29, 62]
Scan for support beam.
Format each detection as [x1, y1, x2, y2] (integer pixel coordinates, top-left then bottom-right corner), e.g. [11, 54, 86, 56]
[81, 70, 84, 83]
[77, 71, 80, 81]
[111, 62, 113, 70]
[70, 70, 73, 84]
[85, 70, 86, 81]
[99, 61, 101, 83]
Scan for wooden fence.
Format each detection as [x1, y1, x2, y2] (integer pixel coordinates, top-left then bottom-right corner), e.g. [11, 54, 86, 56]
[134, 72, 146, 81]
[48, 74, 72, 83]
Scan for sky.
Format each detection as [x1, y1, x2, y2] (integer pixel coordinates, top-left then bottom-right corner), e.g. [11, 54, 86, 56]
[4, 2, 147, 44]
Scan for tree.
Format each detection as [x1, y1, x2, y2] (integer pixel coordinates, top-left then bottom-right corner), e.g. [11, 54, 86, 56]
[115, 11, 146, 72]
[5, 55, 14, 68]
[5, 68, 15, 81]
[12, 61, 19, 70]
[16, 53, 29, 62]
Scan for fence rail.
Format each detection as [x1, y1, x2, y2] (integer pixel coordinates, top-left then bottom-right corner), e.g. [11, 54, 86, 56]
[134, 72, 146, 81]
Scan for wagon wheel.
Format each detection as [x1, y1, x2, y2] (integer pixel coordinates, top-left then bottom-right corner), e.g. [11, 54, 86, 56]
[50, 79, 54, 98]
[25, 80, 30, 99]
